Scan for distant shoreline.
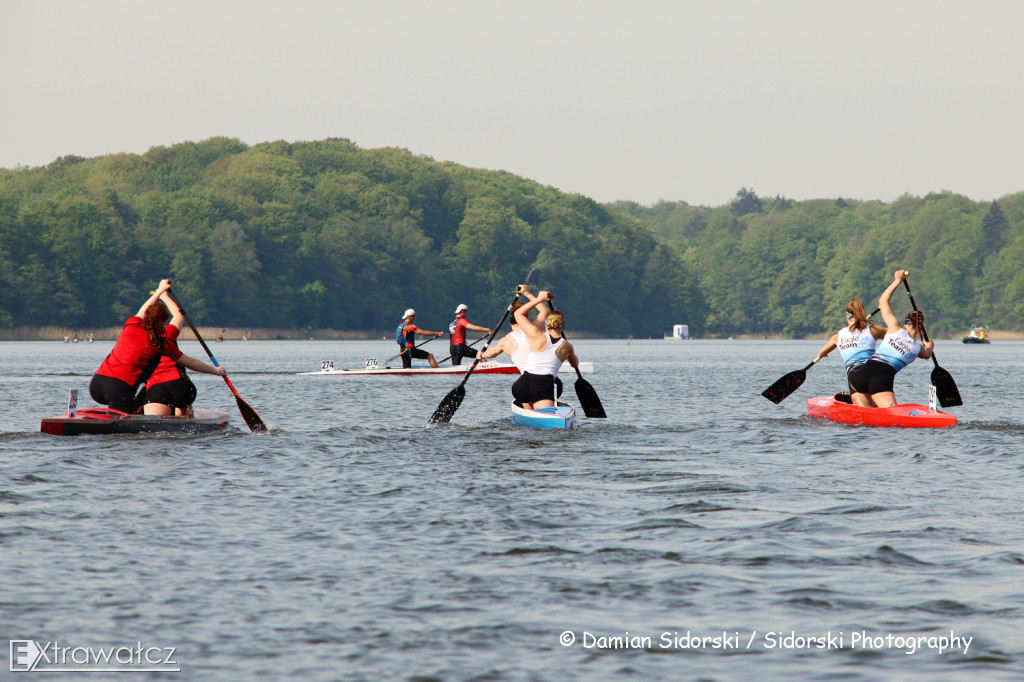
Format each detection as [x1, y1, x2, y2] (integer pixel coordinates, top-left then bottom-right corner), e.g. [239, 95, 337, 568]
[3, 327, 1022, 341]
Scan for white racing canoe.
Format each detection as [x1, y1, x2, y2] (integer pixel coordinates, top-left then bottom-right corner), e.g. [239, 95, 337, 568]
[300, 360, 594, 376]
[510, 400, 576, 429]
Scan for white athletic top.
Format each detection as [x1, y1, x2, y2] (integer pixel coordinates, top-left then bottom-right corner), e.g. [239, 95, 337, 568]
[836, 326, 876, 369]
[524, 334, 565, 377]
[509, 329, 530, 371]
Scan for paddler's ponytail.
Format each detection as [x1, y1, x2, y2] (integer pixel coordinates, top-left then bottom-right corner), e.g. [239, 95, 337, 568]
[907, 310, 925, 341]
[845, 298, 870, 331]
[142, 300, 171, 353]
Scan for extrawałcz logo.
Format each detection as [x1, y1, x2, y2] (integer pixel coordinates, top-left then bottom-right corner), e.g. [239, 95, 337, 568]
[9, 640, 179, 672]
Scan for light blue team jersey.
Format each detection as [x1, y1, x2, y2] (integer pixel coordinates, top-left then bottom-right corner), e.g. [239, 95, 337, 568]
[869, 328, 922, 371]
[836, 326, 877, 369]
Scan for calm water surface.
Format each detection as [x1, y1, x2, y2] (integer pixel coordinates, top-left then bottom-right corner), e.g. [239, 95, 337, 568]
[1, 339, 1022, 680]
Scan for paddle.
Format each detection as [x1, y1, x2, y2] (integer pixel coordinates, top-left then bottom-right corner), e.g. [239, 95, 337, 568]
[165, 290, 269, 432]
[574, 366, 606, 418]
[761, 357, 823, 404]
[761, 306, 884, 404]
[902, 280, 963, 407]
[428, 293, 518, 424]
[384, 335, 437, 367]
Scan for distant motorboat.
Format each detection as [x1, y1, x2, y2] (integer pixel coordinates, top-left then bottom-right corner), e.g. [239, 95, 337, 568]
[962, 325, 990, 344]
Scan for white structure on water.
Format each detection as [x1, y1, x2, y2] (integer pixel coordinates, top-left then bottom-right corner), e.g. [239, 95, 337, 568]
[664, 324, 689, 339]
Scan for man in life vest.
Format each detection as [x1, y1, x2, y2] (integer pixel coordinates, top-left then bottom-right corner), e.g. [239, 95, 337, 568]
[396, 309, 443, 369]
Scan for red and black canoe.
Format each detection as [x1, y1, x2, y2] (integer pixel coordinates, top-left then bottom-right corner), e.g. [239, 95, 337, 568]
[41, 407, 230, 436]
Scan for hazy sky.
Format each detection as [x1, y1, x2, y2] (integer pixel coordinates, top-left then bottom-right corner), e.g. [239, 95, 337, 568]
[3, 1, 1023, 206]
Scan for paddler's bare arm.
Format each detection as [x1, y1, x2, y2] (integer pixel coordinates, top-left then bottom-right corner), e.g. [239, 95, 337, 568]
[878, 270, 908, 332]
[136, 279, 172, 318]
[159, 291, 185, 329]
[517, 285, 549, 328]
[477, 335, 511, 360]
[556, 340, 579, 368]
[815, 333, 839, 361]
[177, 354, 228, 376]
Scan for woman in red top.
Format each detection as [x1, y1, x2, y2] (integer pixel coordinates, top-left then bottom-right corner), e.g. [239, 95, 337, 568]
[89, 280, 225, 413]
[141, 292, 225, 415]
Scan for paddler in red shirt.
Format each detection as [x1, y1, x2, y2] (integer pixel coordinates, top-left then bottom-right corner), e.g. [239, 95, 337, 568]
[89, 280, 226, 413]
[447, 304, 491, 366]
[140, 290, 229, 416]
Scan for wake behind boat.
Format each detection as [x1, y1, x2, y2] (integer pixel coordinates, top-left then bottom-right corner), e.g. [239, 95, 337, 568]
[806, 393, 956, 428]
[300, 359, 594, 376]
[510, 400, 576, 429]
[41, 407, 230, 436]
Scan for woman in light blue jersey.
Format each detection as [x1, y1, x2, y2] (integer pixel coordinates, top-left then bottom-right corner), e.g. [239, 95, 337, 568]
[815, 297, 886, 406]
[849, 270, 934, 408]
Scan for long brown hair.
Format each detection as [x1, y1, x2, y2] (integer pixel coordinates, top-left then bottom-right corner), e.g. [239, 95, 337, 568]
[905, 310, 925, 341]
[845, 298, 871, 331]
[142, 301, 171, 352]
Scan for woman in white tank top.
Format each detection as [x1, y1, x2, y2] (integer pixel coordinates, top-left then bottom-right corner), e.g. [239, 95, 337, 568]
[511, 290, 580, 409]
[475, 286, 550, 372]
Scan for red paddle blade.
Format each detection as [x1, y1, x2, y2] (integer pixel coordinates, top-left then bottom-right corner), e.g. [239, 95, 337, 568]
[236, 395, 268, 432]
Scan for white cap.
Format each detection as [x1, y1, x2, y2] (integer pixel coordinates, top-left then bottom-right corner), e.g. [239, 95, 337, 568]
[403, 308, 416, 318]
[455, 304, 468, 313]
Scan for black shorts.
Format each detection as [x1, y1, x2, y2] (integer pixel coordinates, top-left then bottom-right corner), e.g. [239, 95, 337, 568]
[144, 377, 198, 409]
[512, 372, 562, 405]
[89, 374, 138, 413]
[449, 343, 475, 366]
[849, 360, 897, 395]
[400, 346, 430, 369]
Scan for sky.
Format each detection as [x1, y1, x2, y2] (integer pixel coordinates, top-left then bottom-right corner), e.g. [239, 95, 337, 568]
[2, 0, 1023, 207]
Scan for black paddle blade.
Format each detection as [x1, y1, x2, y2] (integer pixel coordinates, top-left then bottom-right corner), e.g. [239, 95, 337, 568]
[575, 376, 606, 418]
[931, 366, 963, 408]
[429, 385, 465, 424]
[236, 395, 268, 433]
[761, 369, 807, 404]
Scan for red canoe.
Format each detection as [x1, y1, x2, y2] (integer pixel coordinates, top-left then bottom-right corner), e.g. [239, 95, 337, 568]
[41, 407, 230, 436]
[806, 395, 956, 428]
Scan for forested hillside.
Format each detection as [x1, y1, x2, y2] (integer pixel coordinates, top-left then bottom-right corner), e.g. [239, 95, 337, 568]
[611, 188, 1024, 336]
[3, 138, 1022, 338]
[0, 138, 705, 337]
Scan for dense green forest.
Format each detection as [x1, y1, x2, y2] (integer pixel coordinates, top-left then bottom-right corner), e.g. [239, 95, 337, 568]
[611, 188, 1024, 337]
[1, 137, 1022, 338]
[0, 138, 704, 337]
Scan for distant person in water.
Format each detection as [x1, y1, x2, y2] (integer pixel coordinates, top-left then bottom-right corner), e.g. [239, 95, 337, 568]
[140, 291, 229, 416]
[814, 297, 886, 406]
[510, 291, 579, 410]
[396, 309, 443, 369]
[447, 304, 491, 366]
[848, 270, 934, 408]
[89, 279, 226, 413]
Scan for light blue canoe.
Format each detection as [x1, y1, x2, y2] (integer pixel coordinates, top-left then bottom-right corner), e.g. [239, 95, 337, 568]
[510, 401, 576, 429]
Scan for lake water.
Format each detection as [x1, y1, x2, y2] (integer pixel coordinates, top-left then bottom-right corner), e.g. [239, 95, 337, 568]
[1, 338, 1021, 680]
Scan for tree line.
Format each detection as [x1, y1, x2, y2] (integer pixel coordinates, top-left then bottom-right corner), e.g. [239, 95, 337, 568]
[1, 137, 1021, 338]
[610, 187, 1024, 337]
[0, 138, 704, 337]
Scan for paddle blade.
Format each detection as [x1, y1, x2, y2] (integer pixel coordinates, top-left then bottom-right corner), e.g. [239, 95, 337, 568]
[761, 369, 806, 404]
[931, 366, 963, 408]
[235, 395, 268, 433]
[575, 377, 606, 418]
[429, 385, 465, 424]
